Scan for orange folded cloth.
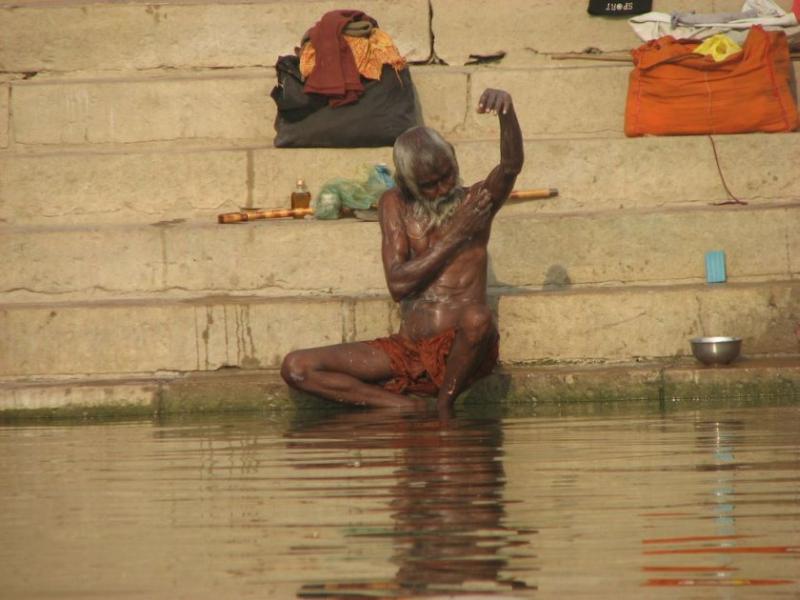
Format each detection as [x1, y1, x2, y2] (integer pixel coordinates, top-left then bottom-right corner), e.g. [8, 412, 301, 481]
[625, 26, 798, 136]
[301, 28, 407, 83]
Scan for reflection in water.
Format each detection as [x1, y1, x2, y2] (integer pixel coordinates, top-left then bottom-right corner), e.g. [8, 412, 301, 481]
[0, 403, 798, 598]
[640, 415, 800, 590]
[286, 410, 536, 597]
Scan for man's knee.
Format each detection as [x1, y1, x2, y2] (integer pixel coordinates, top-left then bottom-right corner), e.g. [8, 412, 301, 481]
[281, 351, 312, 388]
[458, 305, 495, 343]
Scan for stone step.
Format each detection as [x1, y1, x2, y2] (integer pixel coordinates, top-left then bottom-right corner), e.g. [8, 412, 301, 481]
[2, 3, 796, 153]
[3, 357, 800, 416]
[3, 204, 799, 303]
[0, 0, 431, 73]
[6, 62, 799, 151]
[3, 0, 791, 71]
[1, 280, 798, 378]
[432, 0, 797, 66]
[3, 64, 633, 148]
[3, 132, 798, 225]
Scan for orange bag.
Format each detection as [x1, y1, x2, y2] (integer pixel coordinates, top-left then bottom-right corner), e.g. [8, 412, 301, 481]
[625, 26, 798, 136]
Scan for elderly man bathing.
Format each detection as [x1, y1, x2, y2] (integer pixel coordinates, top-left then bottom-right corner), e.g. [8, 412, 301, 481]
[281, 88, 523, 411]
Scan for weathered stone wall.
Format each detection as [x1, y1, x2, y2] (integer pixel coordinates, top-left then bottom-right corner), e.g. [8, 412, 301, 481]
[0, 1, 430, 72]
[1, 0, 798, 409]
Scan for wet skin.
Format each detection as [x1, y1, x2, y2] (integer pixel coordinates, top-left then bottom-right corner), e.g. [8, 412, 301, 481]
[281, 88, 523, 413]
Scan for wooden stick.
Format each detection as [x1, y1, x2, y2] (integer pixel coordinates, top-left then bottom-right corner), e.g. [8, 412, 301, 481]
[550, 52, 632, 62]
[508, 188, 559, 201]
[217, 188, 558, 223]
[217, 207, 313, 224]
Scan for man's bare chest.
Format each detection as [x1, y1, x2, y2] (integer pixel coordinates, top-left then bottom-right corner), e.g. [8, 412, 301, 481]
[405, 217, 489, 258]
[405, 218, 438, 256]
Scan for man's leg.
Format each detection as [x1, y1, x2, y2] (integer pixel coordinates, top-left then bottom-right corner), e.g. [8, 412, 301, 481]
[436, 304, 497, 411]
[281, 342, 425, 409]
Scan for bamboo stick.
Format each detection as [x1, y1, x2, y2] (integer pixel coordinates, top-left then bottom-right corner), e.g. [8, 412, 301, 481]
[217, 207, 313, 224]
[217, 188, 558, 223]
[550, 52, 632, 62]
[508, 188, 559, 201]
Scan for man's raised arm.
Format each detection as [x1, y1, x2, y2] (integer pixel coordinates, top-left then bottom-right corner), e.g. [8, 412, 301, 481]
[477, 89, 524, 211]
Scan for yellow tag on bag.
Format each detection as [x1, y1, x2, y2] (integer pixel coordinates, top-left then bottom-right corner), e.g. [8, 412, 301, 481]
[693, 34, 743, 62]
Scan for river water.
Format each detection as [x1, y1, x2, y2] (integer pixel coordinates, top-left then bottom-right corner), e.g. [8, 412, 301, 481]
[1, 401, 798, 599]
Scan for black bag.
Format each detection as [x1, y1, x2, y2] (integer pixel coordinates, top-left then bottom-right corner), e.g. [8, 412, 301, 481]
[587, 0, 652, 16]
[270, 55, 327, 123]
[270, 55, 419, 148]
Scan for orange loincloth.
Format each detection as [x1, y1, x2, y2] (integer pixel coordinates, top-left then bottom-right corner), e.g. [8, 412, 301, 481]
[366, 328, 499, 396]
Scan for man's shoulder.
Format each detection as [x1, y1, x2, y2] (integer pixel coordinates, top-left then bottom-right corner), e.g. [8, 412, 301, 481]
[380, 186, 405, 205]
[378, 187, 408, 219]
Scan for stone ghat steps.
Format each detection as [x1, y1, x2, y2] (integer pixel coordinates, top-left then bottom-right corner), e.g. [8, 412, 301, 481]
[3, 202, 800, 304]
[5, 62, 798, 150]
[3, 132, 799, 226]
[0, 0, 434, 73]
[1, 280, 798, 379]
[431, 0, 797, 67]
[1, 0, 792, 71]
[2, 1, 796, 160]
[2, 0, 798, 401]
[3, 64, 642, 149]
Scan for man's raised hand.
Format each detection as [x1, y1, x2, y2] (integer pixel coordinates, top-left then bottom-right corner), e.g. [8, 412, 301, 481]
[477, 88, 513, 116]
[448, 188, 492, 242]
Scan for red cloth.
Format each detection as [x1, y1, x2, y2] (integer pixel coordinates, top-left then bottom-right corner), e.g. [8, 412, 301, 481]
[303, 10, 377, 107]
[366, 328, 499, 396]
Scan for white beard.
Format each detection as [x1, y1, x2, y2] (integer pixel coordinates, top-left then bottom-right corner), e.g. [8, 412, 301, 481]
[412, 186, 465, 231]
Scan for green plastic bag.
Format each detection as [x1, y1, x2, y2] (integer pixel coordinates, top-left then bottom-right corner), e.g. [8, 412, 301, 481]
[312, 164, 395, 220]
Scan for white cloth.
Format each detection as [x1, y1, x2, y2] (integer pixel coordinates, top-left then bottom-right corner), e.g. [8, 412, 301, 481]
[629, 0, 799, 42]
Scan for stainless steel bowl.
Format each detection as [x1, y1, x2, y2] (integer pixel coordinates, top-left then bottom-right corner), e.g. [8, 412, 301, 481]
[690, 336, 742, 366]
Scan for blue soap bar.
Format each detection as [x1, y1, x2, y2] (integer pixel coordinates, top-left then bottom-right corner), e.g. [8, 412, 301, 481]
[705, 250, 727, 283]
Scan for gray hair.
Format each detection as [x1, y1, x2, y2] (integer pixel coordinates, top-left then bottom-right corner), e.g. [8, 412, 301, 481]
[392, 126, 459, 201]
